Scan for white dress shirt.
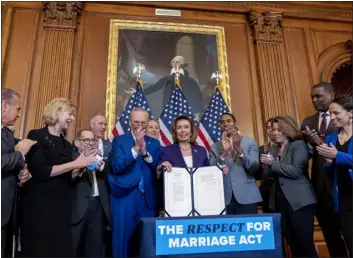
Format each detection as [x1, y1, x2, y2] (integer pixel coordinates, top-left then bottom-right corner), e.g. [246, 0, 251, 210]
[90, 139, 105, 197]
[183, 156, 193, 168]
[318, 111, 330, 130]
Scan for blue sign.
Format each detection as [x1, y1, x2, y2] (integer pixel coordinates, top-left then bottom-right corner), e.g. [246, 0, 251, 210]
[155, 216, 275, 255]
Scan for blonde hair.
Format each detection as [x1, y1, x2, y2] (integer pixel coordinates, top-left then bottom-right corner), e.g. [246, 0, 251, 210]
[43, 98, 76, 125]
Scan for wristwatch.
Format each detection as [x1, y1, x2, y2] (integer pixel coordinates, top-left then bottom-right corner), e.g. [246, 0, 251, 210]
[142, 153, 149, 159]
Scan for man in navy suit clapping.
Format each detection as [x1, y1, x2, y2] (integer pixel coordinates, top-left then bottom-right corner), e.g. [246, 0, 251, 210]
[109, 108, 161, 258]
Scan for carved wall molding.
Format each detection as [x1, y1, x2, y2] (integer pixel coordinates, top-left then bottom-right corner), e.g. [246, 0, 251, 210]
[248, 10, 297, 132]
[120, 1, 352, 21]
[248, 11, 283, 43]
[33, 2, 82, 128]
[43, 1, 82, 28]
[317, 40, 352, 82]
[221, 2, 352, 19]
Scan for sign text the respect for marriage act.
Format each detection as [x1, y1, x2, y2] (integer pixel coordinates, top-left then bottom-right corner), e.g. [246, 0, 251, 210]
[156, 217, 275, 255]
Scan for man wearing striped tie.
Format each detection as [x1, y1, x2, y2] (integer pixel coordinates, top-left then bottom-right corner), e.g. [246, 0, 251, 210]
[301, 82, 349, 258]
[109, 108, 161, 258]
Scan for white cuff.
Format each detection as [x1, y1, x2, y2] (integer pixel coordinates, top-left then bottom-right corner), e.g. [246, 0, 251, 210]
[131, 148, 138, 159]
[143, 152, 153, 163]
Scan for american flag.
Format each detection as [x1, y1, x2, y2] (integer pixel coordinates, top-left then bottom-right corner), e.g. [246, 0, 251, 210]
[197, 86, 230, 150]
[159, 80, 196, 146]
[109, 79, 153, 142]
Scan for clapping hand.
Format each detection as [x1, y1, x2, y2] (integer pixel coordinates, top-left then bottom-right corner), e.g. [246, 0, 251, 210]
[317, 143, 338, 160]
[302, 126, 323, 146]
[231, 128, 243, 154]
[15, 139, 37, 155]
[74, 154, 97, 169]
[260, 153, 275, 165]
[221, 132, 233, 156]
[19, 165, 31, 185]
[134, 127, 147, 155]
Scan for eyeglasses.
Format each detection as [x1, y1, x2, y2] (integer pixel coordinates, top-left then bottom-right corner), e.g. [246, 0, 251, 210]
[131, 121, 147, 127]
[78, 138, 98, 144]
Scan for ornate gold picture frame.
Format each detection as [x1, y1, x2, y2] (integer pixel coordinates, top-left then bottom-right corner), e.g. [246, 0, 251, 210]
[106, 19, 230, 136]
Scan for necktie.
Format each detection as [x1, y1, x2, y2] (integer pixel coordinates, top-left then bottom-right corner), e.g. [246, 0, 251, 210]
[138, 175, 144, 193]
[319, 113, 328, 139]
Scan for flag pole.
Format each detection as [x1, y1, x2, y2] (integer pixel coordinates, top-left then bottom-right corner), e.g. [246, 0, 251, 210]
[211, 71, 223, 92]
[175, 64, 182, 89]
[133, 63, 145, 88]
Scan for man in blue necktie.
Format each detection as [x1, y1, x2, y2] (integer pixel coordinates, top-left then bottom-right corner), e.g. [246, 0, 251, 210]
[109, 108, 161, 258]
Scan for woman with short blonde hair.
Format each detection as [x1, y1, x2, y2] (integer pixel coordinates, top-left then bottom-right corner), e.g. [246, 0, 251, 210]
[20, 98, 96, 257]
[43, 98, 76, 126]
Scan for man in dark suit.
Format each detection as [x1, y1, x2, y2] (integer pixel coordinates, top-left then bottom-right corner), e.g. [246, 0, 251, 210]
[71, 129, 112, 257]
[301, 82, 348, 257]
[89, 112, 113, 256]
[1, 88, 36, 257]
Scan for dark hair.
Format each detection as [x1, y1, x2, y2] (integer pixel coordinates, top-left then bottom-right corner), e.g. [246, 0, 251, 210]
[220, 113, 236, 123]
[171, 115, 197, 144]
[266, 117, 275, 126]
[75, 128, 92, 139]
[272, 115, 302, 142]
[331, 95, 353, 111]
[313, 82, 335, 93]
[1, 88, 20, 103]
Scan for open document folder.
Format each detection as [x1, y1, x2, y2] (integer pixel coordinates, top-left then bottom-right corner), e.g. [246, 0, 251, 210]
[163, 166, 226, 217]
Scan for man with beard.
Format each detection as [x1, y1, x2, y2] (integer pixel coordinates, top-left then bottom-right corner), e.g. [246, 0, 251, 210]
[301, 82, 348, 257]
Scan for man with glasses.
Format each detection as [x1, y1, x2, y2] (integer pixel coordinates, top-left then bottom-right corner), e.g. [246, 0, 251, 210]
[71, 129, 111, 257]
[109, 108, 161, 258]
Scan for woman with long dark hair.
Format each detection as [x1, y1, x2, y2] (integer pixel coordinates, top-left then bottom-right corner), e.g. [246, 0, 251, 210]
[317, 95, 352, 257]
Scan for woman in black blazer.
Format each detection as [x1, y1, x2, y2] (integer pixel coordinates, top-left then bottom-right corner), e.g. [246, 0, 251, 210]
[20, 98, 96, 257]
[260, 115, 317, 258]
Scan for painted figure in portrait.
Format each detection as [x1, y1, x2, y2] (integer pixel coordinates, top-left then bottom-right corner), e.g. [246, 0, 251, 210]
[116, 30, 219, 119]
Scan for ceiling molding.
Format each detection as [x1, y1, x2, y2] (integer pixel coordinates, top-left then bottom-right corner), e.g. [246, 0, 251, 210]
[104, 1, 352, 22]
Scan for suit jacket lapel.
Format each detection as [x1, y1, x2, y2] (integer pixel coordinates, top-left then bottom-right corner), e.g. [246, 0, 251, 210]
[281, 142, 291, 161]
[1, 128, 15, 150]
[311, 113, 320, 131]
[191, 145, 198, 168]
[175, 144, 187, 167]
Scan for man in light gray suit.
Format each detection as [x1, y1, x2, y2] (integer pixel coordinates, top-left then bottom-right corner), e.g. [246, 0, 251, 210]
[209, 113, 262, 214]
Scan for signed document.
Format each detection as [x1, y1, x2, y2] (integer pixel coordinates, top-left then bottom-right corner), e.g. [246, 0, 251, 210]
[164, 166, 225, 217]
[193, 166, 225, 215]
[164, 168, 192, 217]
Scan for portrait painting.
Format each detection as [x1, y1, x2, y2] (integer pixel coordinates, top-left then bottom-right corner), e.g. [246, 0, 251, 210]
[106, 20, 230, 134]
